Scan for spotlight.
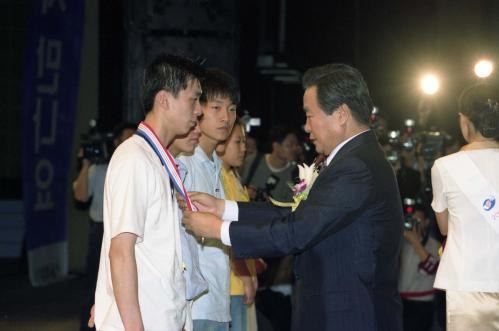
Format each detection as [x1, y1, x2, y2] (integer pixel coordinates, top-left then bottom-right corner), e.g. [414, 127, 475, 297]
[420, 74, 440, 95]
[474, 60, 493, 78]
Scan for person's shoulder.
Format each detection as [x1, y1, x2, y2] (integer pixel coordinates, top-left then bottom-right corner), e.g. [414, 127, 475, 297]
[179, 146, 206, 164]
[92, 163, 108, 173]
[109, 135, 154, 169]
[114, 135, 145, 153]
[324, 154, 372, 184]
[177, 153, 196, 171]
[334, 151, 369, 170]
[433, 151, 464, 168]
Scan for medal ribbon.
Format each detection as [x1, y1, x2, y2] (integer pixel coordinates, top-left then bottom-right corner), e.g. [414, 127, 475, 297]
[135, 122, 195, 212]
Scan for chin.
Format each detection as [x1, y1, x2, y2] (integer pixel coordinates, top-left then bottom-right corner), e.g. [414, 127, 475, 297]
[215, 133, 229, 141]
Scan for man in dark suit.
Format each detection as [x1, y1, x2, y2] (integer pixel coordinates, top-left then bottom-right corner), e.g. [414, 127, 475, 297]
[183, 64, 404, 331]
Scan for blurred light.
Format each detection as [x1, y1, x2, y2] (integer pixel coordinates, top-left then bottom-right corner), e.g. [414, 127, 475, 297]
[474, 60, 494, 78]
[420, 74, 440, 95]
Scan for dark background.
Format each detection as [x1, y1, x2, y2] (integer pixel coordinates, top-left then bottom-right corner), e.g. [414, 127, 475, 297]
[113, 0, 499, 146]
[2, 0, 499, 198]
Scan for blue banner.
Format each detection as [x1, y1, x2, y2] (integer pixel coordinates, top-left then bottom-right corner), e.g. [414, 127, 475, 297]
[22, 0, 84, 286]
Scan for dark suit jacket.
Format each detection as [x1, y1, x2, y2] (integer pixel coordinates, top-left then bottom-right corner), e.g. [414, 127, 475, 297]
[230, 130, 403, 331]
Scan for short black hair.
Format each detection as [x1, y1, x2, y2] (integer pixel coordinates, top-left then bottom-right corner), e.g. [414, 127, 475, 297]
[413, 203, 430, 217]
[268, 125, 297, 145]
[458, 83, 499, 141]
[302, 64, 373, 125]
[141, 54, 204, 114]
[112, 121, 137, 140]
[199, 68, 240, 106]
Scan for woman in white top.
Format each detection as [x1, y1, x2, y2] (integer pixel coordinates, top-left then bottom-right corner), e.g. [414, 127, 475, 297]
[431, 83, 499, 331]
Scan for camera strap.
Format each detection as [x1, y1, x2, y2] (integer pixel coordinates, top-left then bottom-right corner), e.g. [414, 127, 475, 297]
[441, 152, 499, 235]
[135, 122, 195, 212]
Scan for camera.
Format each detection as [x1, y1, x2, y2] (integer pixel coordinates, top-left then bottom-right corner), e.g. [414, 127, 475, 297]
[253, 174, 280, 202]
[419, 131, 445, 162]
[401, 119, 416, 151]
[403, 198, 420, 230]
[80, 119, 114, 164]
[386, 150, 400, 167]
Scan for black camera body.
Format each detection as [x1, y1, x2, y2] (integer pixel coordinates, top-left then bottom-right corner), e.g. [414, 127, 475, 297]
[419, 131, 445, 162]
[253, 174, 280, 202]
[403, 197, 420, 230]
[80, 120, 114, 164]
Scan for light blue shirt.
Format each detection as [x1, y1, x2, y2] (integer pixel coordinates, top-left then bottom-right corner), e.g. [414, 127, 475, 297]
[176, 160, 208, 301]
[178, 146, 230, 322]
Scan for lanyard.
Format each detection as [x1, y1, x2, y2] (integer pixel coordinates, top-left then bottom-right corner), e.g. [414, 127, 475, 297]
[135, 122, 195, 212]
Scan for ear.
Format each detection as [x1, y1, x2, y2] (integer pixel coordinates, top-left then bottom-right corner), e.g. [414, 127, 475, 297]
[459, 113, 471, 142]
[272, 141, 281, 152]
[336, 104, 351, 125]
[155, 90, 171, 111]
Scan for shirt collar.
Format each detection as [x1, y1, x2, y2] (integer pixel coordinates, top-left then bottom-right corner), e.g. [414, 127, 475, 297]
[193, 146, 222, 172]
[175, 158, 188, 181]
[326, 130, 370, 166]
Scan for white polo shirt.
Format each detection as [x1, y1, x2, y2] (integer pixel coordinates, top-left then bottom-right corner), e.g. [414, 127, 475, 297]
[431, 149, 499, 292]
[95, 135, 189, 331]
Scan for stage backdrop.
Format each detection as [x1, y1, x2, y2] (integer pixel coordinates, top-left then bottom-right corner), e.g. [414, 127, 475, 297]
[22, 0, 84, 286]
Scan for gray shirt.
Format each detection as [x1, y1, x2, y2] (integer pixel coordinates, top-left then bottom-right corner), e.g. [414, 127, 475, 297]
[242, 154, 295, 202]
[88, 164, 107, 222]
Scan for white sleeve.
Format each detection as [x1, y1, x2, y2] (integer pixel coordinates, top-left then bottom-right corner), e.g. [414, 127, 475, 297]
[222, 200, 239, 221]
[106, 152, 149, 242]
[431, 160, 448, 213]
[220, 221, 233, 246]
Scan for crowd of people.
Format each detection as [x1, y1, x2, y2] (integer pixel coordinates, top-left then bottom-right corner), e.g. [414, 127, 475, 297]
[72, 53, 499, 331]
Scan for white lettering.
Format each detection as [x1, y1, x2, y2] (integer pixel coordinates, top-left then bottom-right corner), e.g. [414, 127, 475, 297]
[34, 159, 54, 211]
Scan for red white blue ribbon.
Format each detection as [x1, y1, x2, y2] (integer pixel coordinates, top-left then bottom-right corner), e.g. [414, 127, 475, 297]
[135, 121, 195, 212]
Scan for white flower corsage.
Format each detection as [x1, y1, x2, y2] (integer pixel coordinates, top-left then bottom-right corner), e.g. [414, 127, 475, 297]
[270, 163, 319, 211]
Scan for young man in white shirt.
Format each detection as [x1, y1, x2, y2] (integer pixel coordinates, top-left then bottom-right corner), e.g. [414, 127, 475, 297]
[178, 68, 238, 331]
[94, 54, 202, 331]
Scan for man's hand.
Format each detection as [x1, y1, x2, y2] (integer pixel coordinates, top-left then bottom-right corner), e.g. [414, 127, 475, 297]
[182, 211, 223, 240]
[403, 226, 422, 245]
[242, 276, 257, 305]
[88, 304, 95, 328]
[403, 225, 429, 262]
[187, 192, 225, 218]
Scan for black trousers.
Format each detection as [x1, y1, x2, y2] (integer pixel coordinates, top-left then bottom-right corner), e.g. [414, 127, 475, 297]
[80, 220, 103, 331]
[402, 298, 435, 331]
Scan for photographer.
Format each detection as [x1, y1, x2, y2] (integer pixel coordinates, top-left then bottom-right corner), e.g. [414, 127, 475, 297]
[73, 121, 136, 331]
[242, 125, 300, 202]
[398, 202, 440, 331]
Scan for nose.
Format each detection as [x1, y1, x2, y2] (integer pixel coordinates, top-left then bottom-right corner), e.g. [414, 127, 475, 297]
[220, 107, 230, 123]
[304, 118, 311, 133]
[193, 122, 201, 134]
[193, 100, 202, 118]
